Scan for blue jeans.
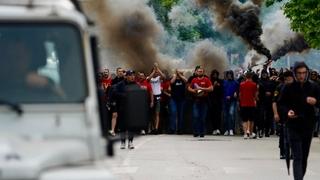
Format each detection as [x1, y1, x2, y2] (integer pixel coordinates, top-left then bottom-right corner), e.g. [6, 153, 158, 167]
[192, 100, 208, 135]
[169, 99, 185, 132]
[223, 100, 236, 131]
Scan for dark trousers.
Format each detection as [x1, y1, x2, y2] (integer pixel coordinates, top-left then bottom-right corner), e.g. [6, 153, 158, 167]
[192, 100, 208, 135]
[120, 131, 134, 143]
[210, 101, 222, 131]
[288, 128, 313, 180]
[169, 99, 185, 132]
[263, 105, 274, 135]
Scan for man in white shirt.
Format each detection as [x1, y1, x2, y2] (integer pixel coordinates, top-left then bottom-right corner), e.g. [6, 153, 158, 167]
[147, 63, 165, 134]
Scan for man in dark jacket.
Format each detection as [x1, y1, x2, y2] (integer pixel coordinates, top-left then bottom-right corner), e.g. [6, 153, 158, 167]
[278, 62, 320, 180]
[110, 70, 148, 149]
[272, 71, 294, 159]
[209, 69, 224, 135]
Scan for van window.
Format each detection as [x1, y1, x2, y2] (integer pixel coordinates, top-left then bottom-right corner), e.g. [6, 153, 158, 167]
[0, 23, 87, 103]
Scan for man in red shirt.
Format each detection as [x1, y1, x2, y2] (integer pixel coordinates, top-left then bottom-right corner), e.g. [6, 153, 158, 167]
[239, 71, 258, 139]
[188, 66, 213, 137]
[100, 68, 112, 92]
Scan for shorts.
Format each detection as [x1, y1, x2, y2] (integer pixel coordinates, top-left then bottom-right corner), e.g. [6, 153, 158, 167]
[153, 95, 161, 113]
[109, 101, 118, 113]
[240, 107, 256, 122]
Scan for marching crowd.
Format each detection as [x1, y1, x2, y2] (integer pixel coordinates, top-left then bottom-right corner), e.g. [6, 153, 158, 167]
[98, 62, 320, 180]
[98, 63, 320, 139]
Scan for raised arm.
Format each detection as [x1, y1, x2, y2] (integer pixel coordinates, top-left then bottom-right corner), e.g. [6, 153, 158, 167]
[146, 68, 155, 81]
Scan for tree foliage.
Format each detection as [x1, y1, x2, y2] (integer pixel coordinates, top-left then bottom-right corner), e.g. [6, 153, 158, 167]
[266, 0, 320, 49]
[148, 0, 180, 32]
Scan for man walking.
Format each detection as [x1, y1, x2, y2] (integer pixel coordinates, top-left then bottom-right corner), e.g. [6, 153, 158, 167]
[278, 62, 320, 180]
[188, 66, 213, 137]
[239, 71, 258, 139]
[111, 70, 147, 149]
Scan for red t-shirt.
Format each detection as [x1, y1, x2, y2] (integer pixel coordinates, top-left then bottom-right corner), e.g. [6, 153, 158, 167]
[161, 80, 171, 102]
[137, 79, 152, 95]
[239, 80, 257, 107]
[190, 76, 212, 98]
[101, 77, 112, 90]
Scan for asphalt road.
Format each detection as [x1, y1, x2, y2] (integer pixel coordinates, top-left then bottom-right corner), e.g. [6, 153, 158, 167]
[99, 135, 320, 180]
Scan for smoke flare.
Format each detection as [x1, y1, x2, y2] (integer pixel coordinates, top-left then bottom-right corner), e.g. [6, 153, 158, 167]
[196, 0, 271, 60]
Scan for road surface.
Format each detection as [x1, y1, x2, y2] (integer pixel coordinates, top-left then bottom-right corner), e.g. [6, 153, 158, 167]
[98, 135, 320, 180]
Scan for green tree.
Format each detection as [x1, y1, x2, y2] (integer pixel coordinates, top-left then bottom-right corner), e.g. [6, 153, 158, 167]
[148, 0, 180, 32]
[266, 0, 320, 49]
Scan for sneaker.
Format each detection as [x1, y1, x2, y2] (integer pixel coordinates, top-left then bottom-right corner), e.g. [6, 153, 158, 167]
[224, 131, 229, 136]
[199, 134, 205, 138]
[243, 134, 248, 139]
[128, 141, 134, 149]
[140, 130, 146, 135]
[109, 130, 116, 137]
[193, 134, 199, 137]
[258, 130, 263, 138]
[212, 130, 217, 135]
[120, 142, 126, 149]
[216, 129, 221, 135]
[229, 130, 234, 136]
[250, 133, 257, 139]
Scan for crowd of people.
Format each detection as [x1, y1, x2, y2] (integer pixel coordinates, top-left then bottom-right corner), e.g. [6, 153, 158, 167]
[98, 64, 320, 138]
[98, 61, 320, 180]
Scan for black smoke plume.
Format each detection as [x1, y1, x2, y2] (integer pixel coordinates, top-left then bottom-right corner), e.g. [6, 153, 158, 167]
[197, 0, 271, 60]
[82, 0, 162, 72]
[271, 35, 309, 61]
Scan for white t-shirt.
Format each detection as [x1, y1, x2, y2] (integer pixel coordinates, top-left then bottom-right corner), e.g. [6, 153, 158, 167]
[150, 76, 161, 95]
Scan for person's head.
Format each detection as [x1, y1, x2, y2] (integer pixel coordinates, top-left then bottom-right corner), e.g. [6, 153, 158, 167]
[310, 70, 318, 81]
[102, 68, 109, 78]
[270, 68, 277, 76]
[125, 70, 136, 83]
[293, 61, 309, 83]
[283, 71, 294, 84]
[175, 69, 184, 79]
[137, 72, 146, 81]
[225, 70, 234, 80]
[210, 69, 219, 80]
[261, 69, 269, 79]
[244, 71, 254, 80]
[116, 67, 124, 77]
[195, 66, 204, 77]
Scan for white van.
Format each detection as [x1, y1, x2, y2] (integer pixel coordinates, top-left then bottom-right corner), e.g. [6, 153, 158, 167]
[0, 1, 119, 179]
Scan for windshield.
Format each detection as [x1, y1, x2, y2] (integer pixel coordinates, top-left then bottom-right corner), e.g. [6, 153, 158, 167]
[0, 23, 87, 103]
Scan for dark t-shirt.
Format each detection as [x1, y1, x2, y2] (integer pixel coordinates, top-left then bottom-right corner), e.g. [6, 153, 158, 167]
[171, 79, 186, 101]
[111, 76, 124, 85]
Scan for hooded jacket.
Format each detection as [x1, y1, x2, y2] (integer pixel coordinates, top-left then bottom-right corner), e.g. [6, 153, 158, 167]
[278, 62, 320, 133]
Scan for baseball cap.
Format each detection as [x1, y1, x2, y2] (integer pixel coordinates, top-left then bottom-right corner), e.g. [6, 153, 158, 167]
[125, 70, 135, 76]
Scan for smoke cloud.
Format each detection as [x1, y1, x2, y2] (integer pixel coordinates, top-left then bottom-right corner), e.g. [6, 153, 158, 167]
[169, 1, 198, 28]
[261, 10, 309, 61]
[243, 49, 266, 70]
[82, 0, 163, 72]
[196, 0, 271, 60]
[187, 39, 228, 73]
[251, 0, 264, 7]
[271, 35, 309, 61]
